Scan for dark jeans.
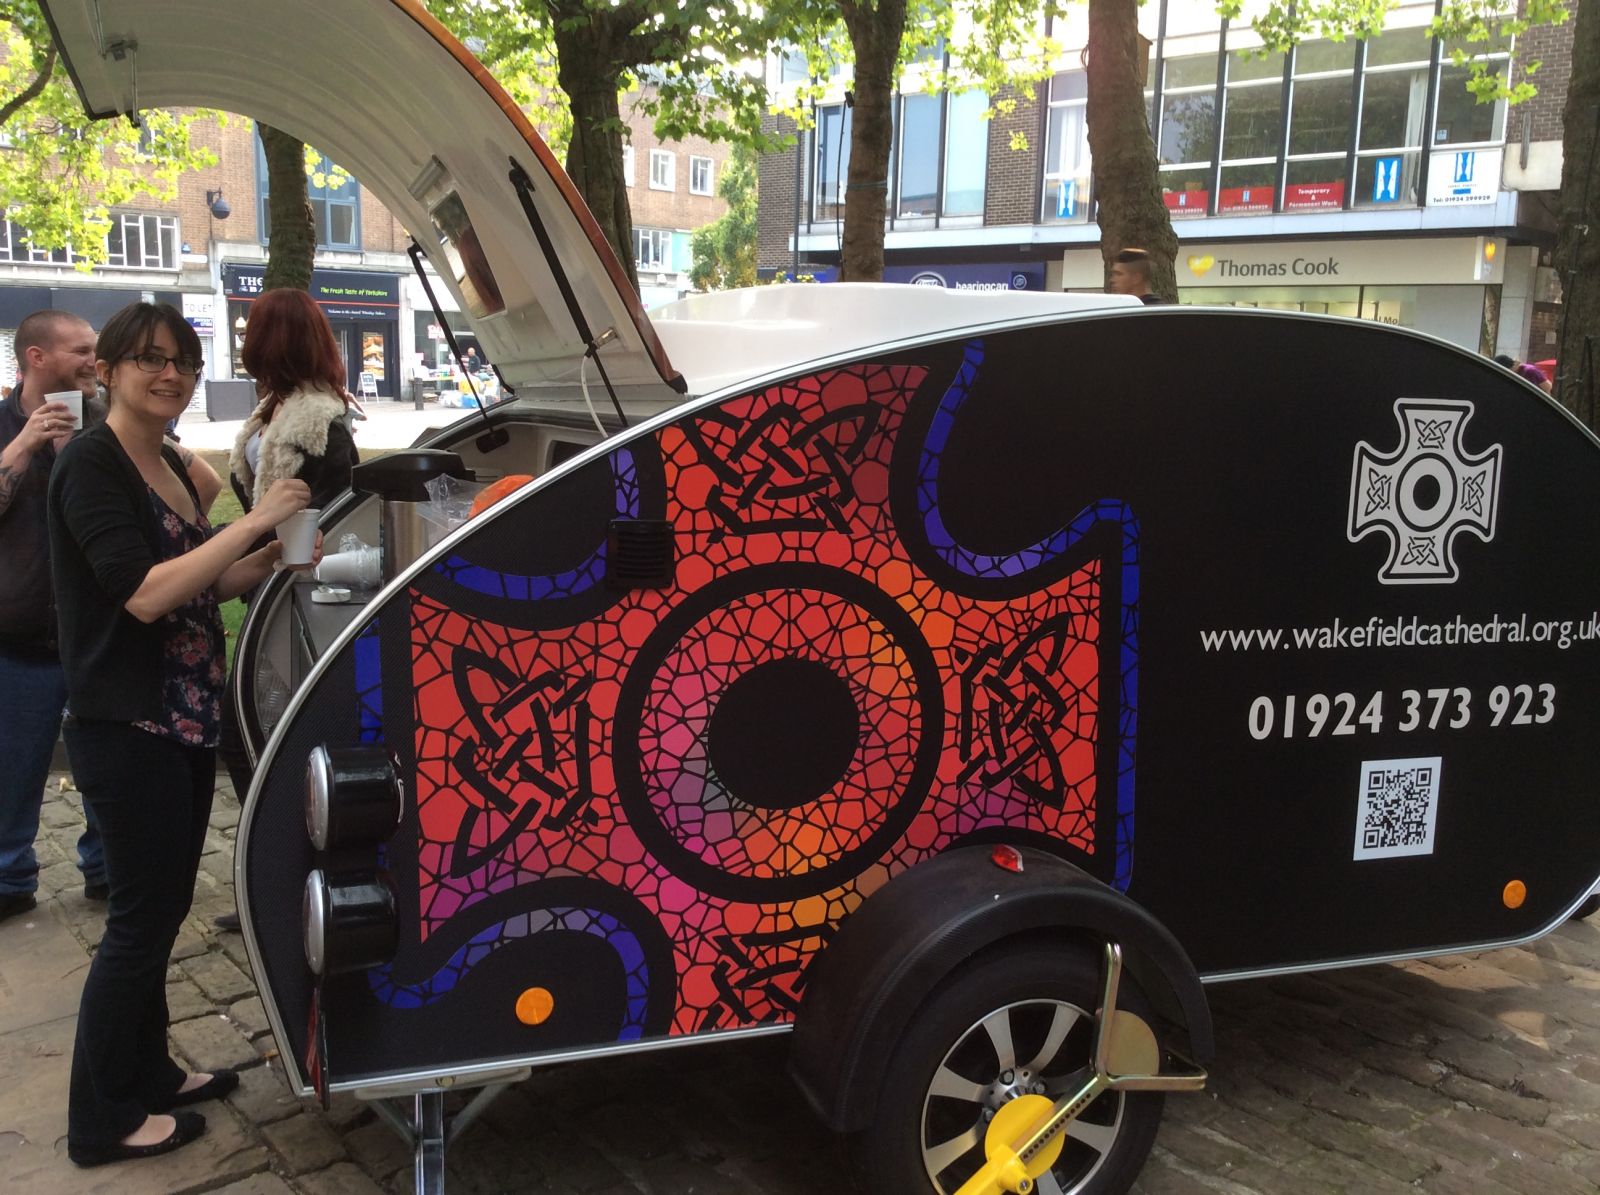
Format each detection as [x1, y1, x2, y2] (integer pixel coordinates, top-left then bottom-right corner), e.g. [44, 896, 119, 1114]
[0, 646, 104, 893]
[63, 719, 215, 1147]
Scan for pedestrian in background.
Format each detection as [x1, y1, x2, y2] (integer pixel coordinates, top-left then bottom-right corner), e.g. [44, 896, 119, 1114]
[1107, 247, 1169, 305]
[228, 287, 360, 518]
[0, 311, 107, 921]
[48, 301, 320, 1166]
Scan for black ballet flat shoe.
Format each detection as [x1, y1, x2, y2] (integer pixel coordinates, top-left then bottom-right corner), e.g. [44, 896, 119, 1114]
[68, 1110, 206, 1168]
[161, 1068, 240, 1109]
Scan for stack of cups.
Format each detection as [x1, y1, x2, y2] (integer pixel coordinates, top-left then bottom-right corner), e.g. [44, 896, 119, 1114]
[315, 545, 382, 588]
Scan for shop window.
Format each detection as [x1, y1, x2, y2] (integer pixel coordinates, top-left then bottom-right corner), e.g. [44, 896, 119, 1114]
[1360, 70, 1429, 151]
[1217, 163, 1277, 215]
[690, 156, 714, 196]
[1434, 62, 1507, 146]
[633, 227, 672, 272]
[649, 149, 675, 191]
[1353, 151, 1422, 209]
[1367, 26, 1430, 68]
[897, 93, 941, 218]
[943, 89, 988, 217]
[1042, 70, 1091, 224]
[1283, 156, 1348, 210]
[813, 102, 852, 222]
[105, 213, 179, 270]
[1220, 60, 1284, 161]
[1288, 75, 1352, 156]
[1158, 52, 1219, 199]
[1160, 166, 1211, 218]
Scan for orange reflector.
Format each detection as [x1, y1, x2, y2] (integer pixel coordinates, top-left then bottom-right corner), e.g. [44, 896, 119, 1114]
[1502, 880, 1526, 910]
[991, 844, 1024, 874]
[515, 986, 555, 1025]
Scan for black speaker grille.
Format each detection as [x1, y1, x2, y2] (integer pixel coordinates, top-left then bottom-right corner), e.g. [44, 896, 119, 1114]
[606, 519, 675, 590]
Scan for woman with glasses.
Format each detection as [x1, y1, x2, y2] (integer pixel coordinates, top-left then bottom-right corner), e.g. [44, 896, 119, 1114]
[46, 302, 319, 1167]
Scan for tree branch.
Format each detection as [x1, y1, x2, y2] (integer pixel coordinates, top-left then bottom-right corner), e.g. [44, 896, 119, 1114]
[0, 43, 58, 128]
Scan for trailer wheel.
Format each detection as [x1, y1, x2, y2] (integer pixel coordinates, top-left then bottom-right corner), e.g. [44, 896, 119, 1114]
[1572, 894, 1600, 922]
[848, 944, 1164, 1195]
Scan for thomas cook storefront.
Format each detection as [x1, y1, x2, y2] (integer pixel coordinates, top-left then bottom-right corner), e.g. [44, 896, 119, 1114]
[222, 264, 402, 398]
[1061, 235, 1517, 355]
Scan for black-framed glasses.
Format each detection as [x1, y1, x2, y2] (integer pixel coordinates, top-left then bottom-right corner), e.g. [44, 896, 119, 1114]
[126, 352, 202, 376]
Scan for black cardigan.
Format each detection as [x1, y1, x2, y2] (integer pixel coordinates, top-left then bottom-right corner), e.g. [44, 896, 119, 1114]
[47, 423, 203, 723]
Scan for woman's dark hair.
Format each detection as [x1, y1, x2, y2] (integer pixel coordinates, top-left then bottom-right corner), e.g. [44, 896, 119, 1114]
[241, 287, 347, 419]
[96, 302, 202, 381]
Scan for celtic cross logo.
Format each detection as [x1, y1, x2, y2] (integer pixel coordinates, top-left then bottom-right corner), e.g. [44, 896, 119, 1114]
[1348, 400, 1502, 584]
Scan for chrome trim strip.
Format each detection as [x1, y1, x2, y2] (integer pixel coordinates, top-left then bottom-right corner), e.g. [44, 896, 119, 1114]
[317, 1023, 793, 1099]
[1200, 883, 1600, 985]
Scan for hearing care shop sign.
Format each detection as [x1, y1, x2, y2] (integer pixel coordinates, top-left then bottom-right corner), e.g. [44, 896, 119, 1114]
[1060, 236, 1506, 290]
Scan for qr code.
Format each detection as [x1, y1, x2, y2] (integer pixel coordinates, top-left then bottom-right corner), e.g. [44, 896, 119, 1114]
[1353, 757, 1442, 860]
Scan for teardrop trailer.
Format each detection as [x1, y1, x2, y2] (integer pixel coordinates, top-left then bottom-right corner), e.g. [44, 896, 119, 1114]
[42, 2, 1600, 1192]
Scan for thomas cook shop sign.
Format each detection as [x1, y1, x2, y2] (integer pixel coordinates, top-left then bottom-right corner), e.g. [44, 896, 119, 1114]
[1060, 237, 1506, 290]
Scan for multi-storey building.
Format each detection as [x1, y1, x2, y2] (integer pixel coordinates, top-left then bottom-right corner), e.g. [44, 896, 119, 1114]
[758, 0, 1571, 362]
[0, 88, 728, 398]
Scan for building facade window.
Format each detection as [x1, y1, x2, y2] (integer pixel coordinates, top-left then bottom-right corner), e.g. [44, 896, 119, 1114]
[1352, 25, 1429, 209]
[649, 149, 676, 191]
[1158, 48, 1221, 217]
[943, 89, 988, 216]
[623, 144, 635, 187]
[897, 93, 942, 217]
[105, 212, 179, 270]
[633, 227, 672, 272]
[1434, 29, 1511, 146]
[1285, 33, 1357, 201]
[0, 219, 84, 266]
[813, 102, 852, 222]
[1042, 70, 1090, 224]
[1217, 42, 1286, 216]
[255, 137, 361, 250]
[690, 155, 714, 196]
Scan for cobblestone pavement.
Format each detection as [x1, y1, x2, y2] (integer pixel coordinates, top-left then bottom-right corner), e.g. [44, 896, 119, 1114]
[5, 773, 1600, 1195]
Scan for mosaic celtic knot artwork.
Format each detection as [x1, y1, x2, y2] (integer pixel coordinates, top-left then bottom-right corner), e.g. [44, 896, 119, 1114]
[381, 342, 1139, 1045]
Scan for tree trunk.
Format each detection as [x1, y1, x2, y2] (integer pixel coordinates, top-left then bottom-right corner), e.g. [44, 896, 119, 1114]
[839, 0, 907, 282]
[1085, 0, 1179, 298]
[1555, 0, 1599, 431]
[260, 123, 315, 292]
[553, 11, 637, 290]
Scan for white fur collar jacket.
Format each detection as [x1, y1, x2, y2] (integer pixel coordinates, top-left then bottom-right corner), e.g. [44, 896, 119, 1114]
[228, 383, 358, 512]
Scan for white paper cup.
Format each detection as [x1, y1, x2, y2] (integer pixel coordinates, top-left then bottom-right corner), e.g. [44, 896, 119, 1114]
[46, 390, 84, 429]
[275, 508, 321, 567]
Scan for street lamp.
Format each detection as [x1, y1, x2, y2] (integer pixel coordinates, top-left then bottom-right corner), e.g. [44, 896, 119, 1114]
[205, 189, 232, 220]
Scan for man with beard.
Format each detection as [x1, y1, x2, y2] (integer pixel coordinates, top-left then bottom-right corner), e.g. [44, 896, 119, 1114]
[0, 311, 226, 924]
[0, 312, 108, 920]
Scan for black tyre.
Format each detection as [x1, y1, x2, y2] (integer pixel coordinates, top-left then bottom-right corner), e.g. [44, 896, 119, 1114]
[1572, 893, 1600, 922]
[849, 944, 1165, 1195]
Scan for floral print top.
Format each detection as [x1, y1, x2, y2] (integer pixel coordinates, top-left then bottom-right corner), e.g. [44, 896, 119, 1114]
[132, 488, 226, 747]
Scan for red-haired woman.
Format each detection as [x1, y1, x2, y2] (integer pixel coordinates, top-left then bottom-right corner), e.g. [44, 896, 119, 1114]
[228, 288, 359, 516]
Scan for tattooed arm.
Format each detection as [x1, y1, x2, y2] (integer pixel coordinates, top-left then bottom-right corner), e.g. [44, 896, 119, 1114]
[0, 400, 67, 521]
[165, 436, 224, 515]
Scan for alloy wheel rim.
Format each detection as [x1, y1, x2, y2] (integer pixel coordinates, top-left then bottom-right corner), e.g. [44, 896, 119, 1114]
[920, 996, 1126, 1194]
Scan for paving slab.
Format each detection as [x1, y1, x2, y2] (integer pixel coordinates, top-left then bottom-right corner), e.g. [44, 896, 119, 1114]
[0, 903, 89, 1035]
